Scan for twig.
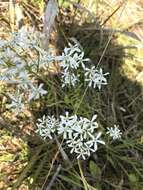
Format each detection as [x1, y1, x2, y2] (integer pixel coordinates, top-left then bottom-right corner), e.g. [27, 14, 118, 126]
[45, 164, 62, 190]
[96, 0, 128, 69]
[101, 3, 123, 26]
[55, 135, 72, 168]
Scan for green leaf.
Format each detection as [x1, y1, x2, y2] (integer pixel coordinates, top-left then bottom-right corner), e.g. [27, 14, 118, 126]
[89, 161, 101, 180]
[128, 173, 139, 183]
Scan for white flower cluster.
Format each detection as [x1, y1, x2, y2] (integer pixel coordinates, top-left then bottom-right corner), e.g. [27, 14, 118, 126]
[36, 113, 122, 160]
[36, 112, 105, 160]
[0, 28, 50, 113]
[60, 42, 89, 87]
[85, 67, 109, 89]
[0, 28, 109, 114]
[36, 115, 58, 139]
[106, 125, 122, 140]
[7, 90, 25, 113]
[59, 40, 109, 89]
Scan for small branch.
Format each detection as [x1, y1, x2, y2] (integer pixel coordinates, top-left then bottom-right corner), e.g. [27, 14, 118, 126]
[42, 0, 58, 50]
[45, 164, 62, 190]
[55, 136, 68, 161]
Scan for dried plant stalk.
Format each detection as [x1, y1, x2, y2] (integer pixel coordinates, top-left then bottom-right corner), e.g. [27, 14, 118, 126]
[9, 0, 15, 32]
[43, 0, 59, 50]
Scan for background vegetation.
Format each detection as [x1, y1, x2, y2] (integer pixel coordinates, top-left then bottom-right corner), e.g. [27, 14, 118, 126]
[0, 0, 143, 189]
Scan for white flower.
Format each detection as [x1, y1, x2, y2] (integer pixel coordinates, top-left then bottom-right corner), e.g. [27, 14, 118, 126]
[82, 114, 98, 132]
[61, 71, 79, 87]
[73, 119, 89, 140]
[36, 115, 58, 139]
[12, 28, 30, 49]
[58, 112, 77, 139]
[67, 138, 82, 153]
[0, 40, 7, 48]
[60, 42, 89, 71]
[28, 83, 47, 101]
[66, 132, 104, 160]
[4, 48, 16, 59]
[17, 71, 31, 89]
[0, 75, 9, 82]
[58, 113, 105, 159]
[0, 57, 4, 65]
[84, 142, 95, 156]
[60, 112, 77, 126]
[66, 138, 89, 160]
[8, 92, 25, 113]
[61, 51, 80, 70]
[72, 132, 104, 160]
[106, 125, 122, 140]
[5, 63, 26, 76]
[36, 112, 106, 160]
[85, 67, 109, 89]
[72, 115, 98, 140]
[65, 42, 81, 55]
[87, 132, 105, 151]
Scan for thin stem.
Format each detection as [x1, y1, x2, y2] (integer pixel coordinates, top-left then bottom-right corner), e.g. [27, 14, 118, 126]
[75, 85, 88, 114]
[78, 159, 89, 190]
[96, 0, 127, 69]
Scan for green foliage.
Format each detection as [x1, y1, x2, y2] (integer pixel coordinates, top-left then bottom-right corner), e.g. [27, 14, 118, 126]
[89, 161, 102, 180]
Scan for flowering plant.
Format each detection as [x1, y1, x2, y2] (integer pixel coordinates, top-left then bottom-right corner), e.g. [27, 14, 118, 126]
[0, 27, 122, 160]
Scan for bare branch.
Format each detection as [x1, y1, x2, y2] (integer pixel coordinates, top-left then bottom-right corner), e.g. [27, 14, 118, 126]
[43, 0, 59, 50]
